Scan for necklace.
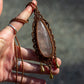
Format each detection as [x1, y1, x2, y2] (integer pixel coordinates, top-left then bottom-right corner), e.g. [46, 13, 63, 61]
[29, 2, 59, 79]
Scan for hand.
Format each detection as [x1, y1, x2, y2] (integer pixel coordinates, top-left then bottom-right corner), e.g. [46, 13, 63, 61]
[0, 0, 61, 84]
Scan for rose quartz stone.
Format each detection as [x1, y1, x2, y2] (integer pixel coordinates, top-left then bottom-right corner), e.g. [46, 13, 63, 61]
[37, 21, 52, 57]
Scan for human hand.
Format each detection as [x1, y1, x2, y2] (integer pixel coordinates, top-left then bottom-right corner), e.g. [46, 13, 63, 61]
[0, 0, 61, 84]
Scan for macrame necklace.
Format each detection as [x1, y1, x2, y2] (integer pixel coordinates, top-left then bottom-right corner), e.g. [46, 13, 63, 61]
[11, 2, 60, 84]
[28, 2, 59, 79]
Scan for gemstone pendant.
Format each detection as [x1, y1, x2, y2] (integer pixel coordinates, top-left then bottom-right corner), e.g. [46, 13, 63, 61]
[32, 5, 59, 78]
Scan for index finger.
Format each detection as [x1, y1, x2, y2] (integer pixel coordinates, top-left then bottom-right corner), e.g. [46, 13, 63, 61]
[1, 0, 37, 38]
[10, 0, 37, 32]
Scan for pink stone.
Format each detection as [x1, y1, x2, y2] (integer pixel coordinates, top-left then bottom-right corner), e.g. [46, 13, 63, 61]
[37, 20, 52, 57]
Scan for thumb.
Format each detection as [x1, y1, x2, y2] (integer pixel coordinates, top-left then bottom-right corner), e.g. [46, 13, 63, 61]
[0, 0, 3, 15]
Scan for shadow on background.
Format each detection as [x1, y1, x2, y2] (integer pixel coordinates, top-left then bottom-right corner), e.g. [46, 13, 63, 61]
[57, 62, 84, 84]
[0, 0, 84, 84]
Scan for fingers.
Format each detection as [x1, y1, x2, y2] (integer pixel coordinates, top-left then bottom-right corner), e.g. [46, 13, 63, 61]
[0, 0, 37, 38]
[13, 58, 61, 75]
[17, 47, 39, 61]
[16, 47, 62, 66]
[14, 46, 61, 74]
[9, 0, 37, 32]
[0, 0, 3, 15]
[7, 73, 46, 84]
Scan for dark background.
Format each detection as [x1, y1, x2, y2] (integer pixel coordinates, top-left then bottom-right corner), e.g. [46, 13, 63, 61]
[0, 0, 84, 84]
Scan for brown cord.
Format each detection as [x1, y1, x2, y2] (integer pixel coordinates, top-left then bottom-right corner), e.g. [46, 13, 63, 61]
[14, 41, 18, 84]
[15, 36, 24, 84]
[10, 18, 28, 25]
[26, 2, 37, 12]
[14, 36, 24, 84]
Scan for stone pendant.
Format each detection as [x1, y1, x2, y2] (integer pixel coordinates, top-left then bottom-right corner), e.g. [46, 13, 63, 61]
[32, 7, 59, 79]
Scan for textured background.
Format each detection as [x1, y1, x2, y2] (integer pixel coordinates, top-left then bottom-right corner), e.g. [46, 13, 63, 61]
[0, 0, 84, 84]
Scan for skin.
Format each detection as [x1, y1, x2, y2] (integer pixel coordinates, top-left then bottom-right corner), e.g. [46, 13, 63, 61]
[0, 0, 3, 15]
[0, 0, 61, 84]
